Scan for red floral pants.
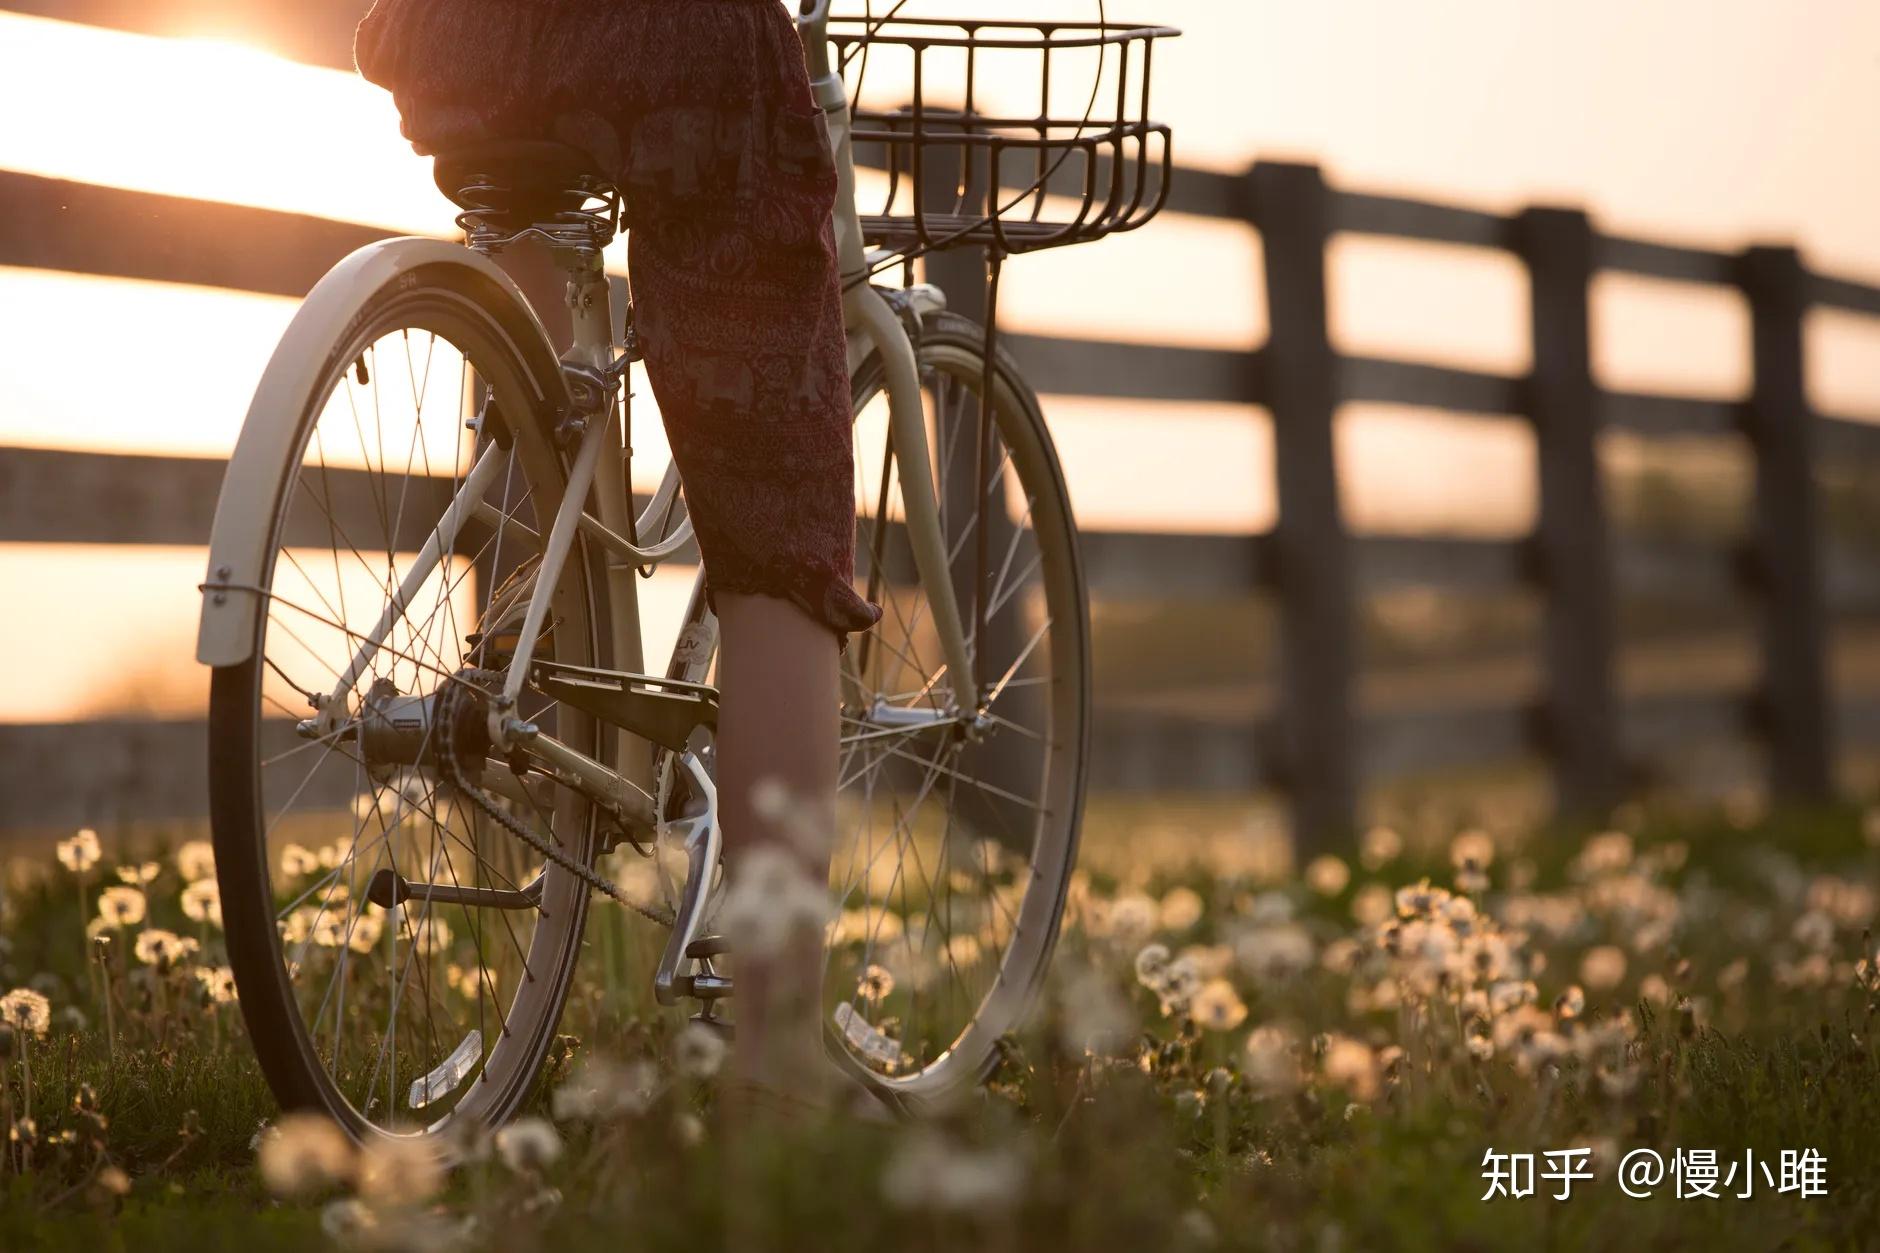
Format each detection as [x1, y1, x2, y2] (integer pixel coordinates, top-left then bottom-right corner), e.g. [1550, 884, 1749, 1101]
[357, 0, 882, 642]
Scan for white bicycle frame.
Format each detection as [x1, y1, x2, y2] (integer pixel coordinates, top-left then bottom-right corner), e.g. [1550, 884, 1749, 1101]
[195, 1, 978, 994]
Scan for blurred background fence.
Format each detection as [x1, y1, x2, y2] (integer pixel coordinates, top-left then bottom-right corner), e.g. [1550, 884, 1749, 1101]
[4, 2, 1880, 849]
[7, 147, 1880, 843]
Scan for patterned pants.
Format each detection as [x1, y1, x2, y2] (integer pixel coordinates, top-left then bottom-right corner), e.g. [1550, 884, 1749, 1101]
[356, 0, 882, 642]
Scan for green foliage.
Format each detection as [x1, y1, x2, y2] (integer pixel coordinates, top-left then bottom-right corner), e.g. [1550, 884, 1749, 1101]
[0, 807, 1875, 1250]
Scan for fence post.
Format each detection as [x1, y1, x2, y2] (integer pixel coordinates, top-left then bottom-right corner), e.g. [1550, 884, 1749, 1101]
[1248, 161, 1355, 849]
[1517, 207, 1622, 814]
[1739, 245, 1834, 800]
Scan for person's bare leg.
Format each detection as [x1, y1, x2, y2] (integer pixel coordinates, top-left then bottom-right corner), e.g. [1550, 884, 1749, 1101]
[713, 589, 839, 1099]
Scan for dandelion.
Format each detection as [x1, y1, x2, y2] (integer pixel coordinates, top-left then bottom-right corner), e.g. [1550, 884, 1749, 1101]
[95, 886, 146, 928]
[1791, 910, 1835, 952]
[95, 1164, 132, 1198]
[115, 861, 160, 886]
[256, 1113, 355, 1197]
[133, 929, 197, 968]
[1394, 879, 1451, 919]
[494, 1116, 563, 1172]
[1189, 979, 1248, 1032]
[0, 988, 51, 1039]
[1134, 942, 1172, 987]
[1350, 884, 1394, 928]
[1553, 985, 1586, 1021]
[1638, 973, 1671, 1004]
[1579, 945, 1628, 991]
[1450, 828, 1496, 870]
[1057, 963, 1133, 1056]
[57, 828, 101, 874]
[1321, 1035, 1379, 1100]
[181, 879, 223, 928]
[857, 963, 896, 1002]
[356, 1136, 444, 1204]
[1359, 825, 1403, 869]
[674, 1023, 728, 1080]
[1573, 831, 1633, 878]
[1305, 855, 1350, 896]
[945, 934, 983, 969]
[1154, 954, 1204, 1016]
[1243, 1026, 1299, 1095]
[1717, 957, 1750, 991]
[321, 1199, 378, 1244]
[1106, 893, 1159, 944]
[312, 912, 350, 950]
[1233, 923, 1315, 980]
[1159, 886, 1205, 932]
[175, 840, 216, 883]
[280, 844, 321, 878]
[347, 912, 385, 954]
[550, 1056, 659, 1122]
[716, 846, 833, 956]
[881, 1128, 1025, 1215]
[195, 966, 238, 1005]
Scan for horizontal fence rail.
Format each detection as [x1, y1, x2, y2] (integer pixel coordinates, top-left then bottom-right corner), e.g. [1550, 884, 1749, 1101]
[3, 14, 1880, 839]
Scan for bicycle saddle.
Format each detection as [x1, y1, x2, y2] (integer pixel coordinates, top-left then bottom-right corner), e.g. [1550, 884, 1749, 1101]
[432, 139, 615, 215]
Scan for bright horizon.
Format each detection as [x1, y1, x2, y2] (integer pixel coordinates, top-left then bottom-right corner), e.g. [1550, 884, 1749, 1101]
[0, 2, 1876, 721]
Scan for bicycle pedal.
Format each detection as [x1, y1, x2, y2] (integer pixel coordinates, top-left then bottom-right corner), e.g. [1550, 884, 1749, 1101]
[675, 972, 733, 1001]
[684, 934, 731, 961]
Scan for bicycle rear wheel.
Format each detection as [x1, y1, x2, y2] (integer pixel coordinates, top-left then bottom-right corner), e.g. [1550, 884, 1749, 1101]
[666, 309, 1090, 1107]
[832, 310, 1090, 1105]
[207, 247, 609, 1141]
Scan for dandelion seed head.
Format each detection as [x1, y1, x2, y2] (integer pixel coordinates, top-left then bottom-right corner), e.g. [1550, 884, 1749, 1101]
[1359, 825, 1403, 869]
[115, 861, 160, 886]
[96, 886, 147, 928]
[1106, 892, 1159, 944]
[1134, 942, 1172, 987]
[717, 846, 833, 956]
[181, 879, 223, 927]
[280, 844, 321, 878]
[1320, 1035, 1379, 1101]
[133, 929, 197, 968]
[1242, 1025, 1300, 1095]
[1159, 886, 1205, 932]
[1449, 828, 1496, 871]
[1305, 855, 1350, 896]
[256, 1113, 354, 1197]
[1350, 884, 1394, 928]
[355, 1136, 444, 1204]
[57, 828, 101, 874]
[674, 1023, 728, 1080]
[0, 988, 51, 1038]
[1189, 979, 1248, 1032]
[175, 840, 216, 883]
[494, 1116, 563, 1173]
[1579, 944, 1628, 991]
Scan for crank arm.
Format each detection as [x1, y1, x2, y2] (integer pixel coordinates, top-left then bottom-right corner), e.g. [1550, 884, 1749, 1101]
[653, 750, 722, 1006]
[365, 866, 543, 912]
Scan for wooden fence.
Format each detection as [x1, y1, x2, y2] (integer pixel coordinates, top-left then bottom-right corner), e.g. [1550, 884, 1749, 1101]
[4, 3, 1880, 842]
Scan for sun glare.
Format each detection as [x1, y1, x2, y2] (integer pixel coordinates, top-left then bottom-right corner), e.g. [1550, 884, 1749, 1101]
[0, 13, 451, 235]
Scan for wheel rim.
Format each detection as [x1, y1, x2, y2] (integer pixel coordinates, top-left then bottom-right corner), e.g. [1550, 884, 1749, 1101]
[226, 292, 601, 1137]
[826, 331, 1087, 1095]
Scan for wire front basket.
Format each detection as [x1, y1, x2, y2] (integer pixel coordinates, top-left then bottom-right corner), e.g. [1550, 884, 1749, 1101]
[831, 15, 1178, 262]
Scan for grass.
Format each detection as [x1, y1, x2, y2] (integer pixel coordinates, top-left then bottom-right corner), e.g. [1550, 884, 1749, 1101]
[0, 801, 1877, 1251]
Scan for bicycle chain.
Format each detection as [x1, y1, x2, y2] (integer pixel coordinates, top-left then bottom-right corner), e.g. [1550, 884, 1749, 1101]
[439, 682, 675, 928]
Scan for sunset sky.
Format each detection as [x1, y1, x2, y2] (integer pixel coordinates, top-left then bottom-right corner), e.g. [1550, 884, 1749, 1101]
[0, 1, 1875, 720]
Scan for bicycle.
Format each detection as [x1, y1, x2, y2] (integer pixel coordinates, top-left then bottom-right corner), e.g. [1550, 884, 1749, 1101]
[195, 2, 1175, 1141]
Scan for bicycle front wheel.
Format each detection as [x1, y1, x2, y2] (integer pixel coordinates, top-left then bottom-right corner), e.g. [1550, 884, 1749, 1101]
[206, 245, 609, 1142]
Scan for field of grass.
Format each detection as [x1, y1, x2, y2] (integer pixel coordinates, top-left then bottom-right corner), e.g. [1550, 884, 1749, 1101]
[0, 800, 1876, 1251]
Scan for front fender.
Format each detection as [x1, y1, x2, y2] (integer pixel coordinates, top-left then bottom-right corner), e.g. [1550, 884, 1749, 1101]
[196, 237, 557, 667]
